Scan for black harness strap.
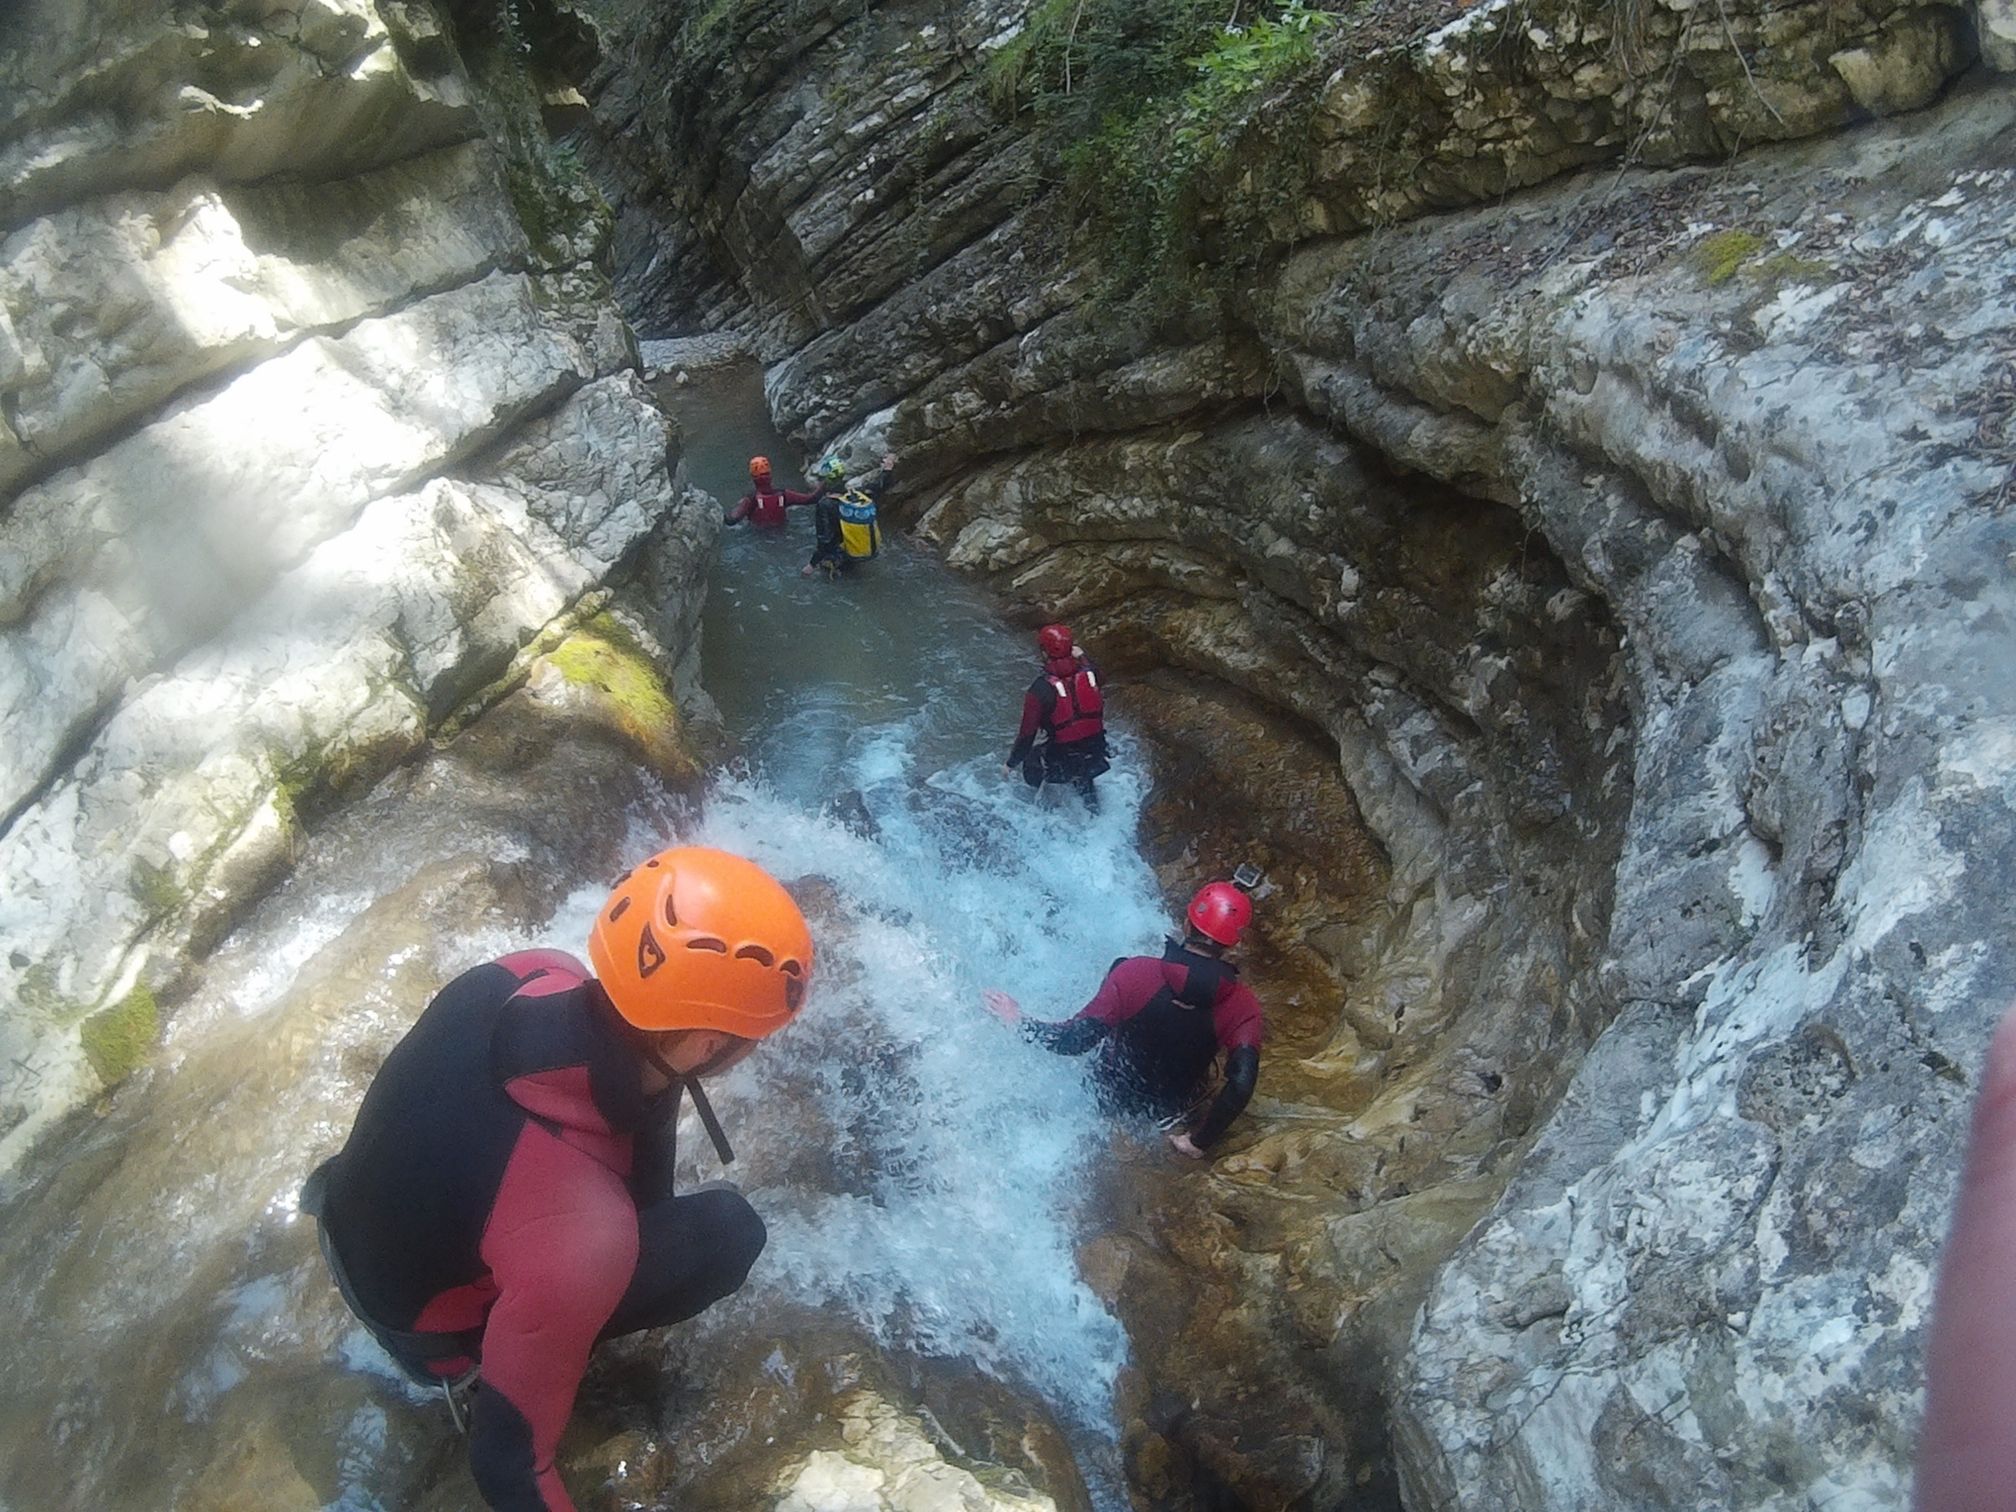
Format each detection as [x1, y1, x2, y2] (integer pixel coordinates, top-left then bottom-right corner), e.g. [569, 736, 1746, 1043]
[1161, 939, 1235, 1011]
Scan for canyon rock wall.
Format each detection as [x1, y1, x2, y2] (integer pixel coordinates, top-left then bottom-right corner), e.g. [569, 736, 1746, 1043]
[580, 0, 2016, 1505]
[0, 0, 712, 1169]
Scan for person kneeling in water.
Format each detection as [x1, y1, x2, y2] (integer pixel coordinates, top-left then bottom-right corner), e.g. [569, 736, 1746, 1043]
[725, 454, 825, 528]
[1003, 623, 1110, 812]
[803, 452, 896, 578]
[303, 847, 813, 1512]
[982, 878, 1262, 1159]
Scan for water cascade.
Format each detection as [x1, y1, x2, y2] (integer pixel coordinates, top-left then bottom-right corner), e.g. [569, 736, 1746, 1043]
[0, 361, 1181, 1510]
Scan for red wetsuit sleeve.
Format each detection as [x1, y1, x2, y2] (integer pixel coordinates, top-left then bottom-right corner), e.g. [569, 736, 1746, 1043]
[1006, 686, 1048, 767]
[1213, 981, 1265, 1051]
[495, 950, 590, 988]
[781, 484, 824, 506]
[1079, 957, 1162, 1026]
[468, 1125, 639, 1512]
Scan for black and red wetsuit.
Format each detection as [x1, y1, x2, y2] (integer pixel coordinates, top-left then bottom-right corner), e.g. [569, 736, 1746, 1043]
[1006, 654, 1111, 804]
[727, 479, 823, 528]
[1024, 940, 1263, 1147]
[309, 950, 764, 1512]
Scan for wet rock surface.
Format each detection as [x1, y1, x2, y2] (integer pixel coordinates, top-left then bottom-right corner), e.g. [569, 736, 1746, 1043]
[2, 0, 2012, 1507]
[581, 1, 2016, 1504]
[0, 632, 1104, 1512]
[0, 664, 696, 1508]
[0, 2, 705, 1166]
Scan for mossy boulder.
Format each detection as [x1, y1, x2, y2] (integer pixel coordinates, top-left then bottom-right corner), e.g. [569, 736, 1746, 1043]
[535, 614, 702, 788]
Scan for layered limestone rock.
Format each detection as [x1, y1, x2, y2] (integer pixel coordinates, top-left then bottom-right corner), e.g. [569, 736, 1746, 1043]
[0, 0, 475, 228]
[580, 0, 2016, 1505]
[0, 3, 703, 1168]
[1360, 100, 2016, 1512]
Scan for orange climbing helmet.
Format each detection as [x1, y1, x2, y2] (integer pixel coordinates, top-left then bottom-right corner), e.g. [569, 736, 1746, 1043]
[1037, 623, 1074, 660]
[588, 846, 813, 1039]
[749, 455, 772, 482]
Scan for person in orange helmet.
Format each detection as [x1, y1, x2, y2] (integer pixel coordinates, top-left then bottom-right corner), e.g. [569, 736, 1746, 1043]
[303, 847, 812, 1512]
[724, 454, 826, 528]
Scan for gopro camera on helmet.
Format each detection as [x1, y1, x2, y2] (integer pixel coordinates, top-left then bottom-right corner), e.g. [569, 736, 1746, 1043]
[1231, 862, 1263, 892]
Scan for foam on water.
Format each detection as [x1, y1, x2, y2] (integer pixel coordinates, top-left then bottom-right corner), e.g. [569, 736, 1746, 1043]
[659, 362, 1169, 1453]
[528, 733, 1165, 1443]
[699, 755, 1160, 1429]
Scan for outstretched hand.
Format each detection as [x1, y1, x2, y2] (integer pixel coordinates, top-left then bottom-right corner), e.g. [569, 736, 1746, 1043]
[881, 451, 897, 471]
[1916, 997, 2016, 1509]
[981, 988, 1022, 1027]
[1167, 1131, 1205, 1160]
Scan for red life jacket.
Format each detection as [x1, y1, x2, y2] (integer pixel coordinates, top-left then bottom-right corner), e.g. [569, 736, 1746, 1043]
[749, 488, 788, 527]
[1045, 666, 1104, 744]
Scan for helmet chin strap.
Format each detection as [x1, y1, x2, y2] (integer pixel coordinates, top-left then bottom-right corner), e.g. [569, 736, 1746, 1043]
[640, 1042, 737, 1167]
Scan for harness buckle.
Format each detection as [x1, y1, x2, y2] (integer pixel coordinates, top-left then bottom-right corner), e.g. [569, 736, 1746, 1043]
[441, 1366, 481, 1435]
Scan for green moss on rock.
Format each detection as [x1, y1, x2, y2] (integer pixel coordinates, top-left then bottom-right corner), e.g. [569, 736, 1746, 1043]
[1756, 250, 1836, 285]
[1693, 229, 1766, 284]
[544, 614, 700, 785]
[80, 985, 159, 1087]
[129, 857, 186, 920]
[548, 615, 675, 727]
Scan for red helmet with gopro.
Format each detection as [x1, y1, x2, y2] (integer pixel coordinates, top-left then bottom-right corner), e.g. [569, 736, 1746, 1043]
[1186, 882, 1253, 947]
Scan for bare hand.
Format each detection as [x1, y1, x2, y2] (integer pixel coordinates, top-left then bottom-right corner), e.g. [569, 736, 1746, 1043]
[1001, 764, 1013, 779]
[881, 452, 897, 471]
[1916, 998, 2016, 1507]
[1167, 1131, 1205, 1160]
[981, 989, 1022, 1026]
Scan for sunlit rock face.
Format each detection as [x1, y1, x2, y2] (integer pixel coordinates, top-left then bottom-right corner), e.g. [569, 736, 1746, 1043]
[582, 1, 2015, 1505]
[0, 2, 709, 1167]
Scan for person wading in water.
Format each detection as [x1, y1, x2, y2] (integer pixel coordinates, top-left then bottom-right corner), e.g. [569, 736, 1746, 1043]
[1003, 623, 1111, 812]
[803, 452, 896, 578]
[982, 874, 1264, 1159]
[725, 454, 825, 529]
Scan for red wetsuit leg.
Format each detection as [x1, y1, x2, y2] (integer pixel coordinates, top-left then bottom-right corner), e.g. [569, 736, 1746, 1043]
[467, 1124, 639, 1512]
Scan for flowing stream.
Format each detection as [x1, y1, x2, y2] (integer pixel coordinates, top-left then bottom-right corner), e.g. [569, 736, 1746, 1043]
[0, 362, 1169, 1509]
[664, 360, 1154, 1445]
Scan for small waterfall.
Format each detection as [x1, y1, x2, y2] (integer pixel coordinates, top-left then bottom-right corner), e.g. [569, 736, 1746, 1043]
[683, 760, 1158, 1435]
[0, 363, 1167, 1508]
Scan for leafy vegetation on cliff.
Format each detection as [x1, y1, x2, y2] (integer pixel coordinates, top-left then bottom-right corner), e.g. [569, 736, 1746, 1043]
[990, 0, 1340, 293]
[440, 0, 614, 266]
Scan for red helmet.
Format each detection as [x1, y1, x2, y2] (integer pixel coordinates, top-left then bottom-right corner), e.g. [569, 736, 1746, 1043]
[749, 455, 772, 481]
[1037, 623, 1074, 660]
[1186, 882, 1252, 947]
